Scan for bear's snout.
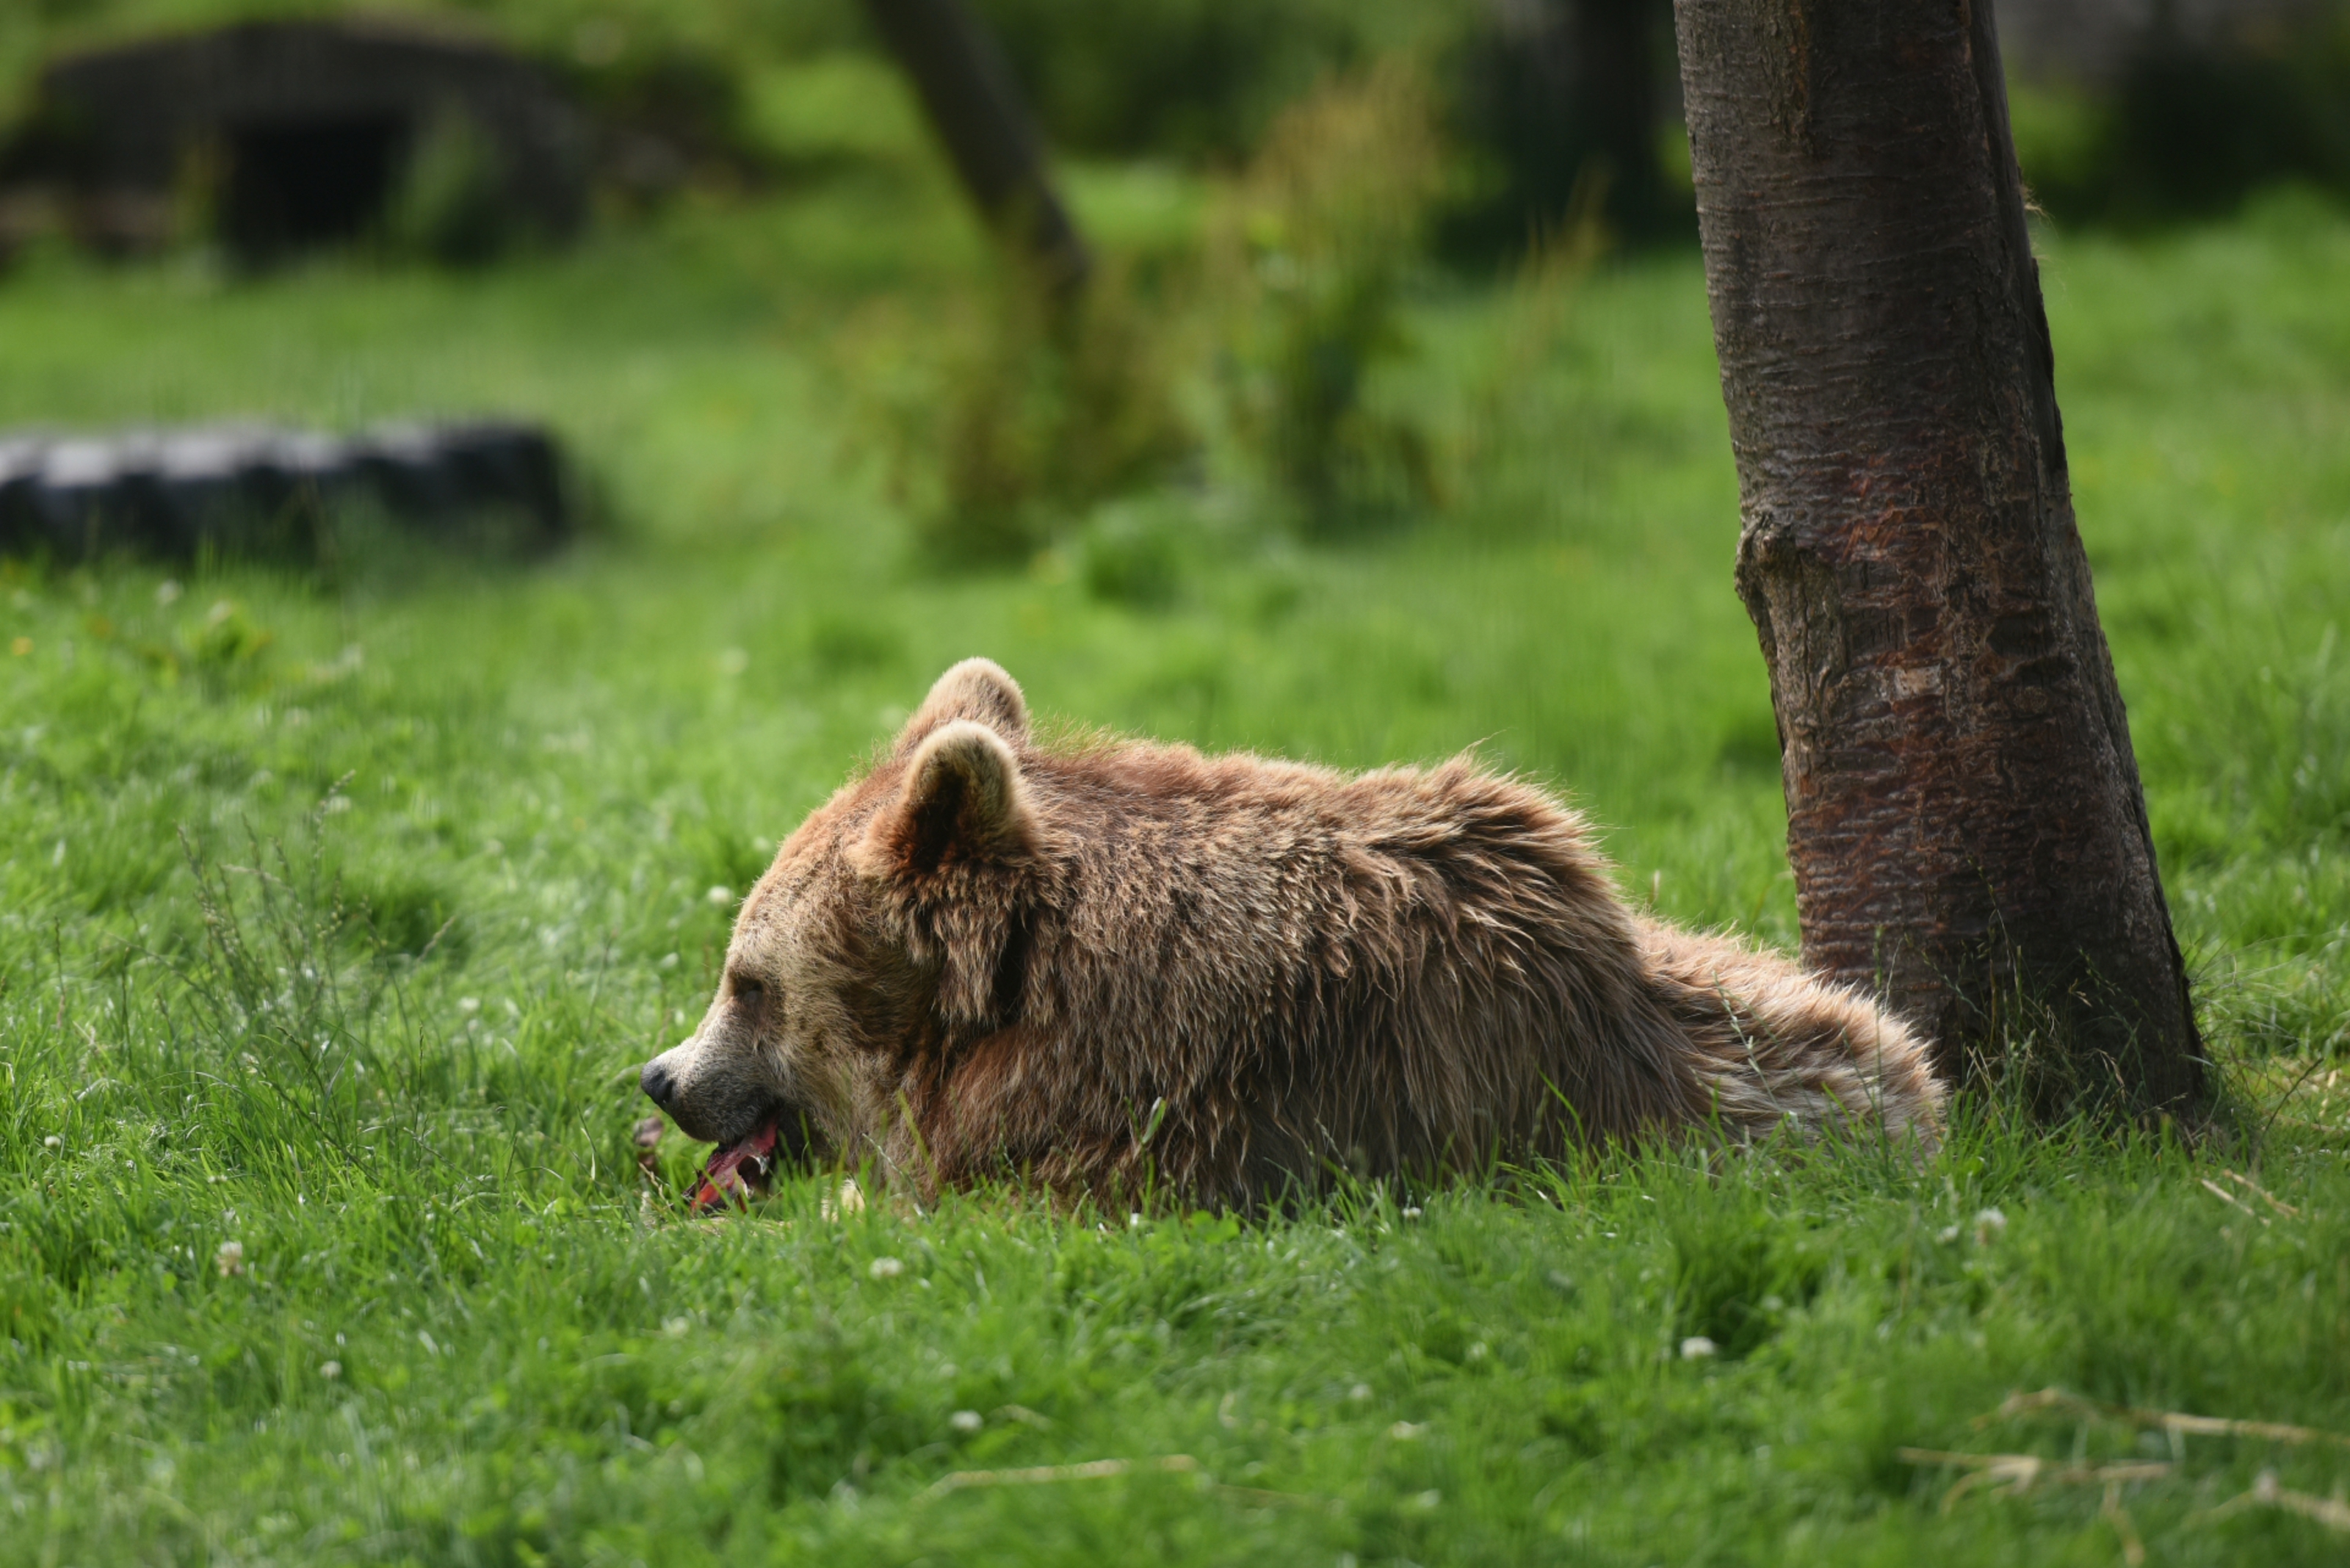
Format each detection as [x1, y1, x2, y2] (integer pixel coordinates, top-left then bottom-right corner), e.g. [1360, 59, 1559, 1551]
[639, 1056, 679, 1112]
[637, 1033, 786, 1149]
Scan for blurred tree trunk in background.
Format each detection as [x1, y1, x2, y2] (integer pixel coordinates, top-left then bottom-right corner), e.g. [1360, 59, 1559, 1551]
[1567, 0, 1672, 237]
[1671, 0, 2208, 1116]
[1448, 0, 1688, 256]
[864, 0, 1089, 295]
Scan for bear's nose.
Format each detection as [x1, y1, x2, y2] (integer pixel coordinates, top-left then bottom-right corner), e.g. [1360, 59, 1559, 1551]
[640, 1058, 677, 1110]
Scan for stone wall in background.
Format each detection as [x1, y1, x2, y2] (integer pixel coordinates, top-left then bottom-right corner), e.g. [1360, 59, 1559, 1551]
[0, 18, 588, 261]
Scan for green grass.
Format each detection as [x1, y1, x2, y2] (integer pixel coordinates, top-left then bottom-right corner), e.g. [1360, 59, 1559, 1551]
[2, 165, 2348, 1563]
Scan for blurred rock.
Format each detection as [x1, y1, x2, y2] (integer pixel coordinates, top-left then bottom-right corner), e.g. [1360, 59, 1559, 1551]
[0, 419, 574, 563]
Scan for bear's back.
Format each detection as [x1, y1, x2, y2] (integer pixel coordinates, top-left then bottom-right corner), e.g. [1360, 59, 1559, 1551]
[996, 742, 1712, 1196]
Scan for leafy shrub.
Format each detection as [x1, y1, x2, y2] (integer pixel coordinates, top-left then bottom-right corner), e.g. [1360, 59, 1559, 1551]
[971, 0, 1449, 162]
[901, 261, 1196, 566]
[179, 815, 427, 1155]
[881, 56, 1461, 564]
[1214, 59, 1447, 533]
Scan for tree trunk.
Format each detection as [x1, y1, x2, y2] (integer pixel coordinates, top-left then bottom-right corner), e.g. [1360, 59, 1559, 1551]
[1671, 0, 2207, 1113]
[863, 0, 1089, 297]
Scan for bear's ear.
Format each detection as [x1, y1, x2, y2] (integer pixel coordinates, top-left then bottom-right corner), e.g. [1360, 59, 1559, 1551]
[852, 719, 1034, 878]
[893, 658, 1029, 756]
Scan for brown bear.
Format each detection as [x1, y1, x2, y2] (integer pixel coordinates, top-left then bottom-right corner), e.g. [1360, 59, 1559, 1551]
[640, 659, 1945, 1207]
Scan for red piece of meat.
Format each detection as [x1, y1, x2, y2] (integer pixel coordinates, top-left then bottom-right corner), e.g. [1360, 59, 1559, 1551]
[688, 1121, 778, 1213]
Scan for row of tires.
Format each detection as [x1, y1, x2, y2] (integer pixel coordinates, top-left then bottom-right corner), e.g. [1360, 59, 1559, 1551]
[0, 419, 571, 562]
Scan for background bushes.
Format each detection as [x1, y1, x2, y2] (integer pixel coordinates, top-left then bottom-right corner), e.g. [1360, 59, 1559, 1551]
[8, 0, 2350, 236]
[2010, 4, 2350, 225]
[969, 0, 1390, 164]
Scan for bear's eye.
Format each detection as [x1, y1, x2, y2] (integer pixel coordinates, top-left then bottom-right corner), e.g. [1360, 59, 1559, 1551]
[728, 973, 765, 1007]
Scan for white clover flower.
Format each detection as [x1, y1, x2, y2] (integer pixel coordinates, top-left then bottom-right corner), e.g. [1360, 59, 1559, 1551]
[822, 1180, 867, 1222]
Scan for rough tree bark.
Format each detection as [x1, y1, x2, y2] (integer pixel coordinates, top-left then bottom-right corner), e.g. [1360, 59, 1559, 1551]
[1671, 0, 2206, 1112]
[863, 0, 1089, 296]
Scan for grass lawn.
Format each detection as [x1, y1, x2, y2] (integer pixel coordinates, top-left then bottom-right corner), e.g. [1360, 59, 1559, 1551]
[1, 156, 2347, 1564]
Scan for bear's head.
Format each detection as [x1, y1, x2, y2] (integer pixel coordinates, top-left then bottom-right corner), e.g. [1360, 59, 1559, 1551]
[637, 658, 1048, 1185]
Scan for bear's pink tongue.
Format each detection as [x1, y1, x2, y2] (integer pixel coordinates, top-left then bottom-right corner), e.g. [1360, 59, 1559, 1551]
[689, 1121, 779, 1213]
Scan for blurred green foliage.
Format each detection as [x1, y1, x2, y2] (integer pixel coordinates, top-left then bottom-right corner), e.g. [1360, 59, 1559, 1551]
[969, 0, 1455, 164]
[2011, 6, 2350, 225]
[867, 61, 1458, 560]
[380, 107, 518, 265]
[912, 262, 1196, 566]
[1214, 60, 1451, 534]
[1, 0, 1648, 261]
[10, 0, 2350, 242]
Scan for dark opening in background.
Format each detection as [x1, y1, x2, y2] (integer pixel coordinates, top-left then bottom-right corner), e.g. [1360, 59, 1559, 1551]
[223, 113, 407, 259]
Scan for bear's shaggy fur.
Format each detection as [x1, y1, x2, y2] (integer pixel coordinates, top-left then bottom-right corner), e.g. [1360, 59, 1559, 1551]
[640, 660, 1944, 1205]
